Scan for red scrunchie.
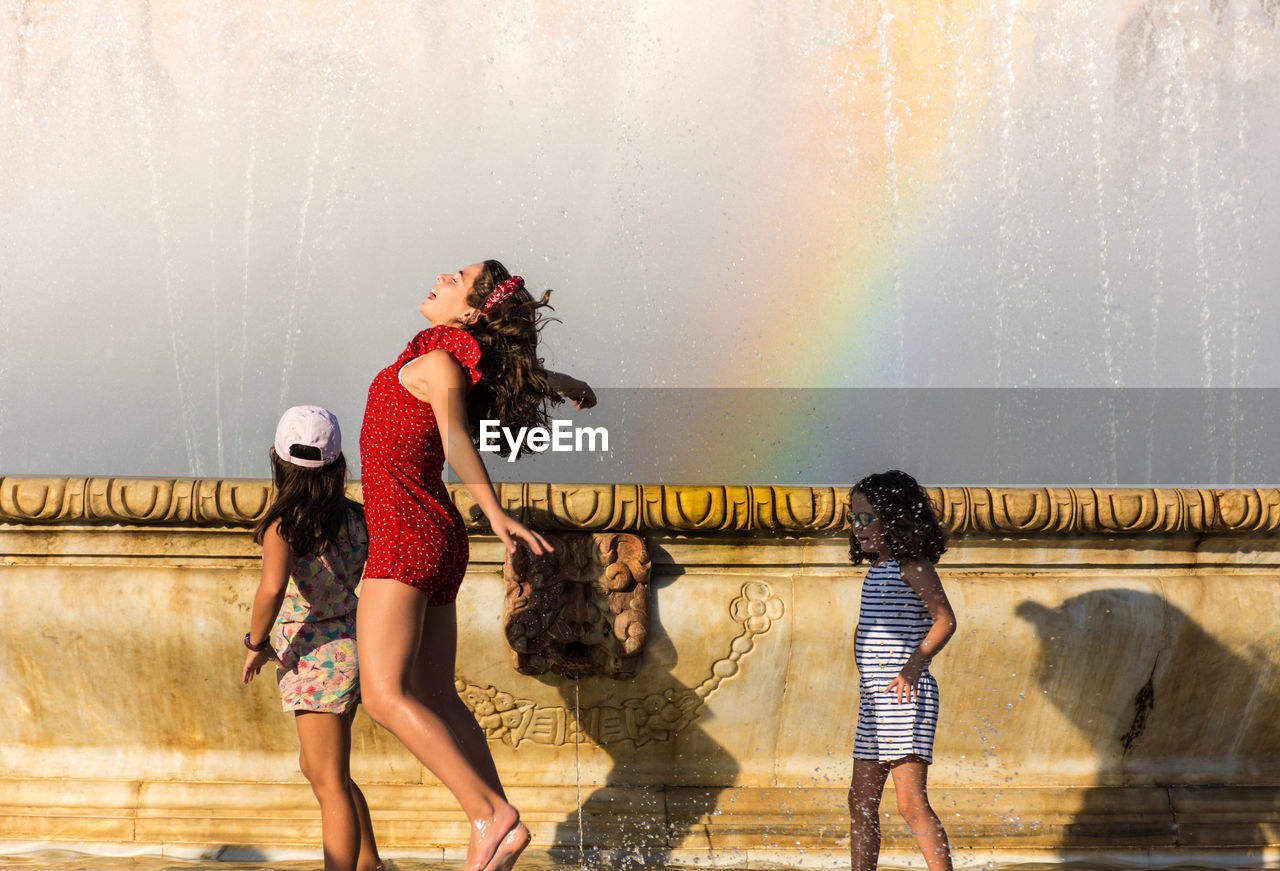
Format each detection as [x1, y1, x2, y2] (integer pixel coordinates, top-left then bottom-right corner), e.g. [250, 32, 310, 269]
[483, 275, 524, 313]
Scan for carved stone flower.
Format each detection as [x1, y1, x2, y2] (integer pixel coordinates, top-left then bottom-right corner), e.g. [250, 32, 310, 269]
[732, 581, 784, 632]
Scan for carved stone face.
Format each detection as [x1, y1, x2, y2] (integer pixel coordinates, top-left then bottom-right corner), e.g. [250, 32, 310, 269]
[503, 532, 651, 679]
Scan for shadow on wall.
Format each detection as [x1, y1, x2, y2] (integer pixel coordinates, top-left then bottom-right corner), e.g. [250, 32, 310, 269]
[490, 531, 744, 867]
[546, 593, 740, 869]
[1018, 588, 1280, 856]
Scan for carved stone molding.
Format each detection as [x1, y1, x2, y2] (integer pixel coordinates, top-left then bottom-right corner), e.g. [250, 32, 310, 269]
[2, 476, 1278, 535]
[504, 532, 652, 679]
[0, 476, 272, 525]
[457, 581, 785, 748]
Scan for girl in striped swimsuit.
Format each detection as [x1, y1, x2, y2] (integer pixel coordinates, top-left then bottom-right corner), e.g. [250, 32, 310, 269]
[847, 470, 958, 871]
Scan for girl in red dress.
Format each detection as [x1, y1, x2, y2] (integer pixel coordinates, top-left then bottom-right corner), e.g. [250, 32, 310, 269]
[357, 260, 594, 871]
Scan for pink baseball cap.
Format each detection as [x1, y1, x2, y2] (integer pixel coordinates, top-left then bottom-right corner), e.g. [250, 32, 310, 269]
[273, 405, 342, 468]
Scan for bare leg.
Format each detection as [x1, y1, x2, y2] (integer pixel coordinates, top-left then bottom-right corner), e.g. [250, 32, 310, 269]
[890, 756, 953, 871]
[409, 600, 505, 795]
[357, 578, 528, 871]
[345, 709, 383, 871]
[849, 759, 891, 871]
[296, 711, 366, 871]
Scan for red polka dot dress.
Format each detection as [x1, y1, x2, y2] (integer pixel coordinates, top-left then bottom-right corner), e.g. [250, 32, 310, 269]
[359, 325, 483, 604]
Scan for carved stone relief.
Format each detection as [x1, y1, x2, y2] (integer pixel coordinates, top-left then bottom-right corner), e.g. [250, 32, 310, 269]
[3, 476, 1279, 535]
[503, 532, 652, 679]
[0, 476, 272, 524]
[458, 581, 785, 748]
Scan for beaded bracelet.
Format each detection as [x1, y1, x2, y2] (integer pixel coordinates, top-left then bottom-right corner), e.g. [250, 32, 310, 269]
[243, 632, 270, 653]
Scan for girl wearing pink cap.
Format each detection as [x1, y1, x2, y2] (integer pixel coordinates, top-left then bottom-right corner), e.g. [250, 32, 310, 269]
[242, 405, 382, 871]
[358, 260, 594, 871]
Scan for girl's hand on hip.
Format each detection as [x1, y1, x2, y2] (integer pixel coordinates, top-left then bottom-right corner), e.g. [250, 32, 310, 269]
[885, 661, 923, 703]
[489, 511, 553, 555]
[242, 648, 273, 684]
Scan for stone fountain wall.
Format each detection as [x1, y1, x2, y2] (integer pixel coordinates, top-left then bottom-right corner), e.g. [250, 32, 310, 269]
[2, 477, 1278, 864]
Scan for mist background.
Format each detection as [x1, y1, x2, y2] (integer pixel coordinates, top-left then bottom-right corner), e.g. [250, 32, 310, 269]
[2, 1, 1277, 485]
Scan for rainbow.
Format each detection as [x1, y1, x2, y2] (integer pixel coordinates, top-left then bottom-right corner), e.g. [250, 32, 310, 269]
[696, 0, 992, 389]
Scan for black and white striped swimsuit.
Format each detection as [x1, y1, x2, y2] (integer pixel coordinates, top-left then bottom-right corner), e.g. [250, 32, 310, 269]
[853, 558, 939, 763]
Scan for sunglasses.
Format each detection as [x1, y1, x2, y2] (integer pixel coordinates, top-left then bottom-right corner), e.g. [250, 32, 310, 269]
[846, 510, 877, 527]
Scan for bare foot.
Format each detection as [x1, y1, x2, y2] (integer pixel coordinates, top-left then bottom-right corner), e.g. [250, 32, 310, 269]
[466, 804, 523, 871]
[483, 822, 530, 871]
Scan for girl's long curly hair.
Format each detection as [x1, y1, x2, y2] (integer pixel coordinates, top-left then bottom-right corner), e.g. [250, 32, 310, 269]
[848, 469, 947, 565]
[464, 259, 564, 458]
[253, 449, 362, 556]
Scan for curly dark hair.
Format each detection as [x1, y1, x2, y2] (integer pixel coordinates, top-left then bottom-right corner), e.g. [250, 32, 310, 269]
[253, 449, 363, 557]
[463, 259, 564, 458]
[848, 469, 946, 565]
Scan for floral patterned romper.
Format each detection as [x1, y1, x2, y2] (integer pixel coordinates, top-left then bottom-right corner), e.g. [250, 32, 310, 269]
[270, 508, 368, 713]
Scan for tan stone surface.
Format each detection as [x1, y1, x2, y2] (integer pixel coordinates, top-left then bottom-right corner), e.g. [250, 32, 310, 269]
[771, 574, 858, 785]
[3, 479, 1280, 858]
[452, 569, 789, 790]
[1, 551, 422, 784]
[0, 815, 135, 841]
[1171, 786, 1280, 847]
[4, 778, 1280, 854]
[668, 786, 846, 850]
[936, 786, 1179, 847]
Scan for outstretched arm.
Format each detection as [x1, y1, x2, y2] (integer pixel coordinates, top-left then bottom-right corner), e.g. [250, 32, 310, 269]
[402, 349, 551, 555]
[885, 558, 957, 703]
[547, 371, 597, 409]
[242, 522, 290, 684]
